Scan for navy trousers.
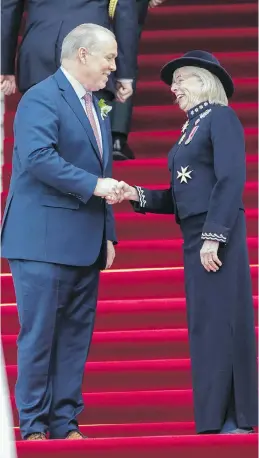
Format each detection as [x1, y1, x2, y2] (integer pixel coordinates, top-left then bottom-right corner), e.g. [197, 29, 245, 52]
[9, 259, 100, 439]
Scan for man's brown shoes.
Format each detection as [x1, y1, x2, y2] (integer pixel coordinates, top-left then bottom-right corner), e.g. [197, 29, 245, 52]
[26, 433, 47, 440]
[25, 430, 86, 440]
[66, 430, 86, 439]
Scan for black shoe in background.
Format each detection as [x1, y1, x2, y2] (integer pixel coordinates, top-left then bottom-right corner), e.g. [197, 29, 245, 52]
[112, 137, 135, 161]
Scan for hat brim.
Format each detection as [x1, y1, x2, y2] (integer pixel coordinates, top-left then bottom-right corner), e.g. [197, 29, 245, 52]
[160, 56, 234, 98]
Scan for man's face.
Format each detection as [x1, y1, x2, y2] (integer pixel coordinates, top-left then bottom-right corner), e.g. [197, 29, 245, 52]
[171, 68, 203, 112]
[79, 37, 117, 91]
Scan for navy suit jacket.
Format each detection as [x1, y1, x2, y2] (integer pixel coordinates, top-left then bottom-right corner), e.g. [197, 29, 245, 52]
[1, 69, 117, 267]
[1, 0, 138, 94]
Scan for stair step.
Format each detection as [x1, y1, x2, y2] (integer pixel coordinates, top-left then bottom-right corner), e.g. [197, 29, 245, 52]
[139, 28, 257, 54]
[104, 236, 259, 267]
[13, 421, 197, 440]
[3, 52, 258, 113]
[145, 4, 257, 31]
[1, 297, 258, 334]
[164, 0, 258, 5]
[5, 76, 257, 114]
[18, 5, 257, 38]
[131, 103, 257, 132]
[139, 51, 258, 80]
[2, 329, 190, 365]
[1, 182, 258, 217]
[1, 237, 258, 272]
[14, 434, 258, 458]
[112, 182, 257, 213]
[127, 130, 258, 160]
[3, 102, 257, 138]
[8, 388, 259, 426]
[1, 264, 258, 304]
[115, 210, 257, 240]
[6, 359, 194, 394]
[161, 0, 257, 4]
[2, 327, 258, 366]
[135, 78, 258, 105]
[8, 389, 192, 425]
[3, 128, 258, 165]
[1, 209, 256, 241]
[113, 155, 258, 182]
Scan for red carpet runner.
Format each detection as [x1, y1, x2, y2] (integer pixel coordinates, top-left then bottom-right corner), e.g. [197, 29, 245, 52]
[1, 0, 258, 456]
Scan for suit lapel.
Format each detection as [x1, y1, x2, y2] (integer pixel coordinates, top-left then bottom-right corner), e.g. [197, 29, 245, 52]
[93, 96, 110, 170]
[54, 69, 102, 166]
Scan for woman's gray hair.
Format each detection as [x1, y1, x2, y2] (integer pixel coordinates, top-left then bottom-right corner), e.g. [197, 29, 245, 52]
[61, 23, 115, 61]
[174, 66, 228, 106]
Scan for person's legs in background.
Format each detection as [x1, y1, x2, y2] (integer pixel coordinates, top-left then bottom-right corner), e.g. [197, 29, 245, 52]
[112, 0, 150, 160]
[95, 88, 115, 104]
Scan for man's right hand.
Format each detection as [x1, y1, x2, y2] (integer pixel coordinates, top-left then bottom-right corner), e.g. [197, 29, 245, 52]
[105, 181, 139, 204]
[94, 178, 121, 199]
[0, 75, 16, 96]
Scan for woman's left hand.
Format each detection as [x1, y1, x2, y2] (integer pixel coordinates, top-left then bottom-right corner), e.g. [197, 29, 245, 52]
[200, 240, 222, 272]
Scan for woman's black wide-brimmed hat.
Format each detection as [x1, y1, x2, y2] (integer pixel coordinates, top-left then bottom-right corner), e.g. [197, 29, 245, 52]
[160, 50, 234, 98]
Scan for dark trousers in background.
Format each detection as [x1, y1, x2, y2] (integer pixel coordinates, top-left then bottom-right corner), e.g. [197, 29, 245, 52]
[111, 0, 150, 137]
[9, 259, 100, 439]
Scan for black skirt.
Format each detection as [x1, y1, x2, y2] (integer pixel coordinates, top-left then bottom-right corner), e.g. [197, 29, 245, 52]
[180, 210, 258, 433]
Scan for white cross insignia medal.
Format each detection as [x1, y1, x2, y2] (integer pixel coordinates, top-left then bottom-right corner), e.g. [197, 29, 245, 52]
[177, 165, 193, 183]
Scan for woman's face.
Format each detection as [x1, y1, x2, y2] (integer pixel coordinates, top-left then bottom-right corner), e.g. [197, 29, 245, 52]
[171, 68, 203, 112]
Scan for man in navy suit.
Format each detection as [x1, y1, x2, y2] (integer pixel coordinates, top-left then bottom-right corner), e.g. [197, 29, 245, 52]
[1, 23, 121, 440]
[1, 0, 137, 103]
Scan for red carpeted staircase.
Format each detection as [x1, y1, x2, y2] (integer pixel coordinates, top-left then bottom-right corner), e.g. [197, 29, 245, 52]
[1, 0, 258, 456]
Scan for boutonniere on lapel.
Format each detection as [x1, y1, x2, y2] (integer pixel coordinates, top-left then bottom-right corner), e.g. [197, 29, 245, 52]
[98, 99, 112, 120]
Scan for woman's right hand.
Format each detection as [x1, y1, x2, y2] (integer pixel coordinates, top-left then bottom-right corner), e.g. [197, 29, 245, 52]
[200, 240, 222, 272]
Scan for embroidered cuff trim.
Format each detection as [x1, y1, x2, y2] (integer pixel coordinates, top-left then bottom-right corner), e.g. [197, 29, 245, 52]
[135, 186, 147, 208]
[201, 232, 227, 243]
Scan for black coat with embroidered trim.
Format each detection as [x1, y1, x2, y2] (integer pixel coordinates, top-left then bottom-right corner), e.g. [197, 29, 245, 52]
[133, 103, 246, 244]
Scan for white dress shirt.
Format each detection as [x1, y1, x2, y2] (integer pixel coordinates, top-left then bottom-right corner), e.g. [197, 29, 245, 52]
[60, 66, 103, 150]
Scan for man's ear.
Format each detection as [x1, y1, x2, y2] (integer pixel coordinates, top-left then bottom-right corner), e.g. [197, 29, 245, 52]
[78, 47, 89, 65]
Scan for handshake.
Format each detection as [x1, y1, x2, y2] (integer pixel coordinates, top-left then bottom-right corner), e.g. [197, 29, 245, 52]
[94, 178, 139, 204]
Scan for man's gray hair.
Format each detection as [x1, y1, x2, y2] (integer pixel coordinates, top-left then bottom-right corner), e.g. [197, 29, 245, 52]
[61, 23, 115, 61]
